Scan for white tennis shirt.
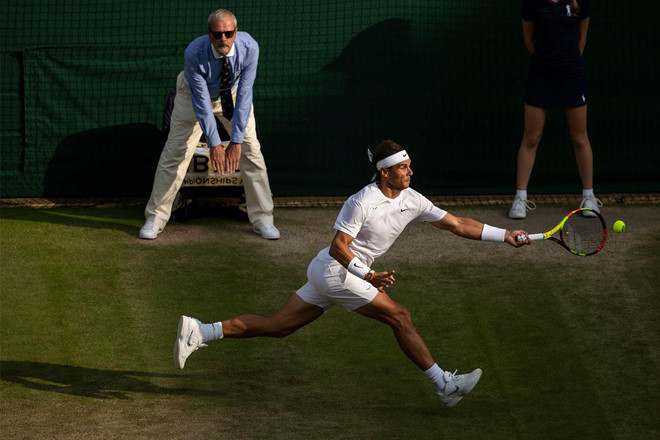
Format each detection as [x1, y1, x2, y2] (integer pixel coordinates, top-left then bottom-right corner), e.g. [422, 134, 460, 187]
[316, 183, 448, 267]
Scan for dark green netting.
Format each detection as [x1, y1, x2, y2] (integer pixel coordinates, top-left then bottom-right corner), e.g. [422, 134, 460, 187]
[1, 1, 658, 197]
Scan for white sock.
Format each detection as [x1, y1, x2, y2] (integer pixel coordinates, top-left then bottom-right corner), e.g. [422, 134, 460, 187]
[423, 363, 445, 387]
[516, 189, 528, 200]
[200, 322, 224, 342]
[582, 188, 594, 197]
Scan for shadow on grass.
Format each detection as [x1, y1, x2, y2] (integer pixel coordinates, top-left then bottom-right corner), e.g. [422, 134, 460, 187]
[0, 207, 140, 236]
[0, 205, 245, 237]
[0, 360, 213, 399]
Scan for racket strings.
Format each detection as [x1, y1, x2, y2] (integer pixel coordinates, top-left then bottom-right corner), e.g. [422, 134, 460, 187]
[561, 215, 606, 254]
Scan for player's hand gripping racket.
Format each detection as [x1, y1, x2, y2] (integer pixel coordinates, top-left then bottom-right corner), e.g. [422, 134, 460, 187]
[517, 208, 607, 256]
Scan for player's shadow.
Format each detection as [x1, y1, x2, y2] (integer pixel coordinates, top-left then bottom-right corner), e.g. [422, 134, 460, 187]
[0, 360, 214, 400]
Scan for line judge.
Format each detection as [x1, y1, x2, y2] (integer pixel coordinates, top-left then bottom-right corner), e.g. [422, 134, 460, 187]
[140, 9, 279, 240]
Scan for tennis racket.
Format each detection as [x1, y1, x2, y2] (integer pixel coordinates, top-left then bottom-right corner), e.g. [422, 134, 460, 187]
[517, 208, 607, 256]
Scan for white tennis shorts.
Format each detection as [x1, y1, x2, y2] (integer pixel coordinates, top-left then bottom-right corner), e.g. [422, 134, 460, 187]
[296, 255, 379, 311]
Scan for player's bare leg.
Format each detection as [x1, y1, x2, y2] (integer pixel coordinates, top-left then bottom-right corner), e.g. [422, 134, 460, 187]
[174, 294, 323, 368]
[222, 294, 324, 338]
[354, 291, 434, 369]
[355, 291, 482, 408]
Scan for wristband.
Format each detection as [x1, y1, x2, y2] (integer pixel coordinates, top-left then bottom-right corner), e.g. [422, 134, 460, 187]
[347, 257, 372, 280]
[481, 224, 506, 242]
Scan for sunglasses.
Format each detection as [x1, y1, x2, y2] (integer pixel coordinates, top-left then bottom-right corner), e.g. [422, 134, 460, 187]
[210, 29, 236, 39]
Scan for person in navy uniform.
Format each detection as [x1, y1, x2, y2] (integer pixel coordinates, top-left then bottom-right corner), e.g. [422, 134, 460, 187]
[509, 0, 602, 219]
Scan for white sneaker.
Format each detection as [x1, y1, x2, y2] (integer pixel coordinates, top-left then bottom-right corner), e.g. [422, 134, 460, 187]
[579, 195, 603, 217]
[437, 368, 482, 408]
[173, 315, 207, 369]
[139, 221, 162, 239]
[253, 224, 281, 240]
[508, 196, 536, 219]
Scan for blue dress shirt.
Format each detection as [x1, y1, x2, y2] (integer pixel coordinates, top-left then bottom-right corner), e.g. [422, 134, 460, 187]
[183, 32, 259, 146]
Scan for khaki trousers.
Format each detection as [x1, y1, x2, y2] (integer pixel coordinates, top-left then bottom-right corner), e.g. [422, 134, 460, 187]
[145, 72, 274, 230]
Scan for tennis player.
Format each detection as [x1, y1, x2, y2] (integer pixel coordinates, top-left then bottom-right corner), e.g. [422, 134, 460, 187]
[509, 0, 602, 219]
[174, 140, 531, 408]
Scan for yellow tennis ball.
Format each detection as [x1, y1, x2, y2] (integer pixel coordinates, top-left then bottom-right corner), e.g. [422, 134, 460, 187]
[613, 220, 626, 233]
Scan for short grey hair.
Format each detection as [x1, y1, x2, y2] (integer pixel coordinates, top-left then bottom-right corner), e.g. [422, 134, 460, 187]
[208, 9, 238, 30]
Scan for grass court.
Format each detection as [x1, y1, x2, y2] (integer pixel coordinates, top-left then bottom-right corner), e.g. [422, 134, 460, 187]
[1, 203, 658, 439]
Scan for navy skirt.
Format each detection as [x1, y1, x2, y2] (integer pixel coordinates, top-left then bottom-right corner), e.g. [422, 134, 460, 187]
[524, 65, 588, 108]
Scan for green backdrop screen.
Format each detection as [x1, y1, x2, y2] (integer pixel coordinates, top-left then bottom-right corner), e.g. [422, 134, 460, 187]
[1, 1, 658, 197]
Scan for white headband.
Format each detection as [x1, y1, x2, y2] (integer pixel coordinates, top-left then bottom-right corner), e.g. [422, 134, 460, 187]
[367, 149, 410, 170]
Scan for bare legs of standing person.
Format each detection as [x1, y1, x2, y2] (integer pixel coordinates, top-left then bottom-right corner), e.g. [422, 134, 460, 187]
[509, 104, 544, 219]
[566, 105, 602, 216]
[509, 103, 601, 219]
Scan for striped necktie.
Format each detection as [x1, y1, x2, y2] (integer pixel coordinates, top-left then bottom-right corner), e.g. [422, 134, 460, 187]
[220, 57, 234, 120]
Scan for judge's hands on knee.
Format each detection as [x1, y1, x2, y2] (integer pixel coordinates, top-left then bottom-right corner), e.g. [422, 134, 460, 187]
[224, 142, 241, 174]
[210, 145, 225, 174]
[210, 142, 241, 175]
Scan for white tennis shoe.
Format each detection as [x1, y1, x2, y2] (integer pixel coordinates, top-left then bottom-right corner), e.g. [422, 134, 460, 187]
[253, 224, 281, 240]
[139, 221, 162, 239]
[173, 315, 207, 369]
[508, 196, 536, 219]
[579, 195, 603, 217]
[437, 368, 482, 408]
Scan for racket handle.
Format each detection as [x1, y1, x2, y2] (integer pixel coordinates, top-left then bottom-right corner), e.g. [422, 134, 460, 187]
[528, 233, 544, 241]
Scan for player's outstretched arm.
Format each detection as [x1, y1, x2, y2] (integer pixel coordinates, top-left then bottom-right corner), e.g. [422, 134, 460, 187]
[431, 214, 529, 247]
[431, 213, 485, 239]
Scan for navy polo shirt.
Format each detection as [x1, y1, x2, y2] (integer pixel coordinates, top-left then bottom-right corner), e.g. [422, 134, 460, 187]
[522, 0, 591, 77]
